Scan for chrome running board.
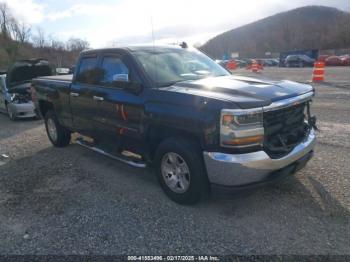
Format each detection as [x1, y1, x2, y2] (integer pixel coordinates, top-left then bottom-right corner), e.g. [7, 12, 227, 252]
[76, 139, 146, 168]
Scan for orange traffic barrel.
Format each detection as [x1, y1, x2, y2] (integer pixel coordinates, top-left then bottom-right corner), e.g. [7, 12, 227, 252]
[251, 61, 259, 73]
[312, 61, 325, 82]
[226, 60, 237, 71]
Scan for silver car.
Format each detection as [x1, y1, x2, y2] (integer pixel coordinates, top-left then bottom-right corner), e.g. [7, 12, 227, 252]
[0, 74, 37, 120]
[0, 59, 52, 120]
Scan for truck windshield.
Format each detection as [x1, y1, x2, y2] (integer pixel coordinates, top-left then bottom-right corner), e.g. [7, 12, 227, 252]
[133, 48, 230, 87]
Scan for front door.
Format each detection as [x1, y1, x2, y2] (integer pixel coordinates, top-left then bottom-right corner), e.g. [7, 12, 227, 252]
[91, 54, 144, 152]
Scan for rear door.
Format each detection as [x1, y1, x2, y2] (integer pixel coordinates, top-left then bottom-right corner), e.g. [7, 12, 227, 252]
[70, 55, 99, 136]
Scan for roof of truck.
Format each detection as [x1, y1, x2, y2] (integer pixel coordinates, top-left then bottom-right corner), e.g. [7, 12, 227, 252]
[81, 45, 185, 55]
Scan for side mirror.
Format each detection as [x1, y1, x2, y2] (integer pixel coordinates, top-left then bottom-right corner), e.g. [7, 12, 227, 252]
[111, 74, 142, 94]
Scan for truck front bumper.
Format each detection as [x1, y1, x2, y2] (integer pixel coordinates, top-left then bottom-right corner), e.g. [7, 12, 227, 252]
[203, 129, 316, 187]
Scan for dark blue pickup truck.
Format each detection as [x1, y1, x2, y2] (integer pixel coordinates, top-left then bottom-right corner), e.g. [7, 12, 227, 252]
[32, 45, 316, 204]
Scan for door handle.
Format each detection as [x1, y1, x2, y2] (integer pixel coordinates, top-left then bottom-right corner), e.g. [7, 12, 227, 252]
[70, 92, 79, 97]
[93, 96, 104, 101]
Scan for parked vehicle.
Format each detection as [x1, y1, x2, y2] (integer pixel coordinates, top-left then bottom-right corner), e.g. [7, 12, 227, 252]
[261, 59, 273, 67]
[280, 49, 318, 67]
[265, 59, 279, 67]
[32, 45, 317, 204]
[241, 58, 253, 66]
[0, 74, 37, 120]
[318, 55, 329, 62]
[55, 68, 70, 75]
[234, 59, 247, 68]
[340, 55, 350, 66]
[0, 59, 52, 120]
[284, 55, 315, 67]
[325, 56, 343, 66]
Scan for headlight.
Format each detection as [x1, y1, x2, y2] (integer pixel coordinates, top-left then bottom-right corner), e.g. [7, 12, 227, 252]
[220, 109, 264, 148]
[10, 93, 20, 103]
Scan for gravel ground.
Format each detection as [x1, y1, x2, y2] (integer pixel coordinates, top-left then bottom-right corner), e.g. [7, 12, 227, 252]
[0, 67, 349, 255]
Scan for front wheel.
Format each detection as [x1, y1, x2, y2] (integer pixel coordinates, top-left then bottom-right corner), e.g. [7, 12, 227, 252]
[44, 110, 71, 147]
[154, 137, 209, 205]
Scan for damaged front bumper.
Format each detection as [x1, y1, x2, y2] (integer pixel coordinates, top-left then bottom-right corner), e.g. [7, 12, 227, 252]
[203, 129, 316, 187]
[8, 101, 37, 118]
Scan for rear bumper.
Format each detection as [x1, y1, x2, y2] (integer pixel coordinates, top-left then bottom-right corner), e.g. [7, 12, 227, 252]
[203, 129, 316, 187]
[8, 101, 36, 118]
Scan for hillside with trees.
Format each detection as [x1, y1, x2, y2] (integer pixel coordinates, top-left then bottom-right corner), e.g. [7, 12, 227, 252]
[200, 6, 350, 59]
[0, 2, 89, 71]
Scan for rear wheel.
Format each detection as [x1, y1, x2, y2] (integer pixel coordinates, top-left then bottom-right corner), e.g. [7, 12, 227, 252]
[44, 110, 71, 147]
[154, 137, 209, 205]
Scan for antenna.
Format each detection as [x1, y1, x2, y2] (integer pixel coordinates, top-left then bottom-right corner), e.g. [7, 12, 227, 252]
[150, 16, 157, 84]
[150, 16, 155, 48]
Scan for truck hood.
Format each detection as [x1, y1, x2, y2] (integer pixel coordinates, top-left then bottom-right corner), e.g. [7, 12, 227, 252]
[164, 75, 314, 109]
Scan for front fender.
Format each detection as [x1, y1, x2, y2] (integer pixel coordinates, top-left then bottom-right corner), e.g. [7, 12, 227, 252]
[144, 96, 219, 149]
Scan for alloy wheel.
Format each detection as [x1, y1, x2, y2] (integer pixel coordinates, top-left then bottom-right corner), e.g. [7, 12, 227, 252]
[161, 152, 191, 193]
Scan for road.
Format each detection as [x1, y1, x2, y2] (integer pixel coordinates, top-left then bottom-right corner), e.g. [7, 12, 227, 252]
[0, 68, 349, 255]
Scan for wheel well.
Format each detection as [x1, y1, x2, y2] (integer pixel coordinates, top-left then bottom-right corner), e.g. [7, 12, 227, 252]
[146, 125, 203, 160]
[38, 100, 54, 117]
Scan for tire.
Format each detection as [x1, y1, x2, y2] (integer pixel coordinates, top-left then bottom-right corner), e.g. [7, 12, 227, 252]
[44, 110, 71, 147]
[34, 109, 42, 120]
[154, 137, 209, 205]
[6, 104, 16, 121]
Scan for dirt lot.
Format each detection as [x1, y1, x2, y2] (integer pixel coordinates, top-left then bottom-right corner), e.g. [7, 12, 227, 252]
[0, 67, 349, 255]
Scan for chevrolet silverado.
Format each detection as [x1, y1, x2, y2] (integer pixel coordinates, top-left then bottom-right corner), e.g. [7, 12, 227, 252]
[32, 45, 317, 204]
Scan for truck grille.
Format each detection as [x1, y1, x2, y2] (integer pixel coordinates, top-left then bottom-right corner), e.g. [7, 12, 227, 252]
[263, 102, 309, 159]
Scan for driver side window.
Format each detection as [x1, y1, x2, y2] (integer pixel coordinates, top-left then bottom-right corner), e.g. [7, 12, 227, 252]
[99, 56, 130, 87]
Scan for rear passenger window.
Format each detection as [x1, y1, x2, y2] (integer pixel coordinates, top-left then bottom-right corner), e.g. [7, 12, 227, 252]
[99, 57, 129, 86]
[76, 57, 98, 84]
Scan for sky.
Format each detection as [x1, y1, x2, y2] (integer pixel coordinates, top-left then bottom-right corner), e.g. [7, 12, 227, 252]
[3, 0, 350, 48]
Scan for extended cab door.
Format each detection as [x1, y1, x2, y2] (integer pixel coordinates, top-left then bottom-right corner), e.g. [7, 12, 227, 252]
[70, 55, 100, 135]
[91, 53, 144, 151]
